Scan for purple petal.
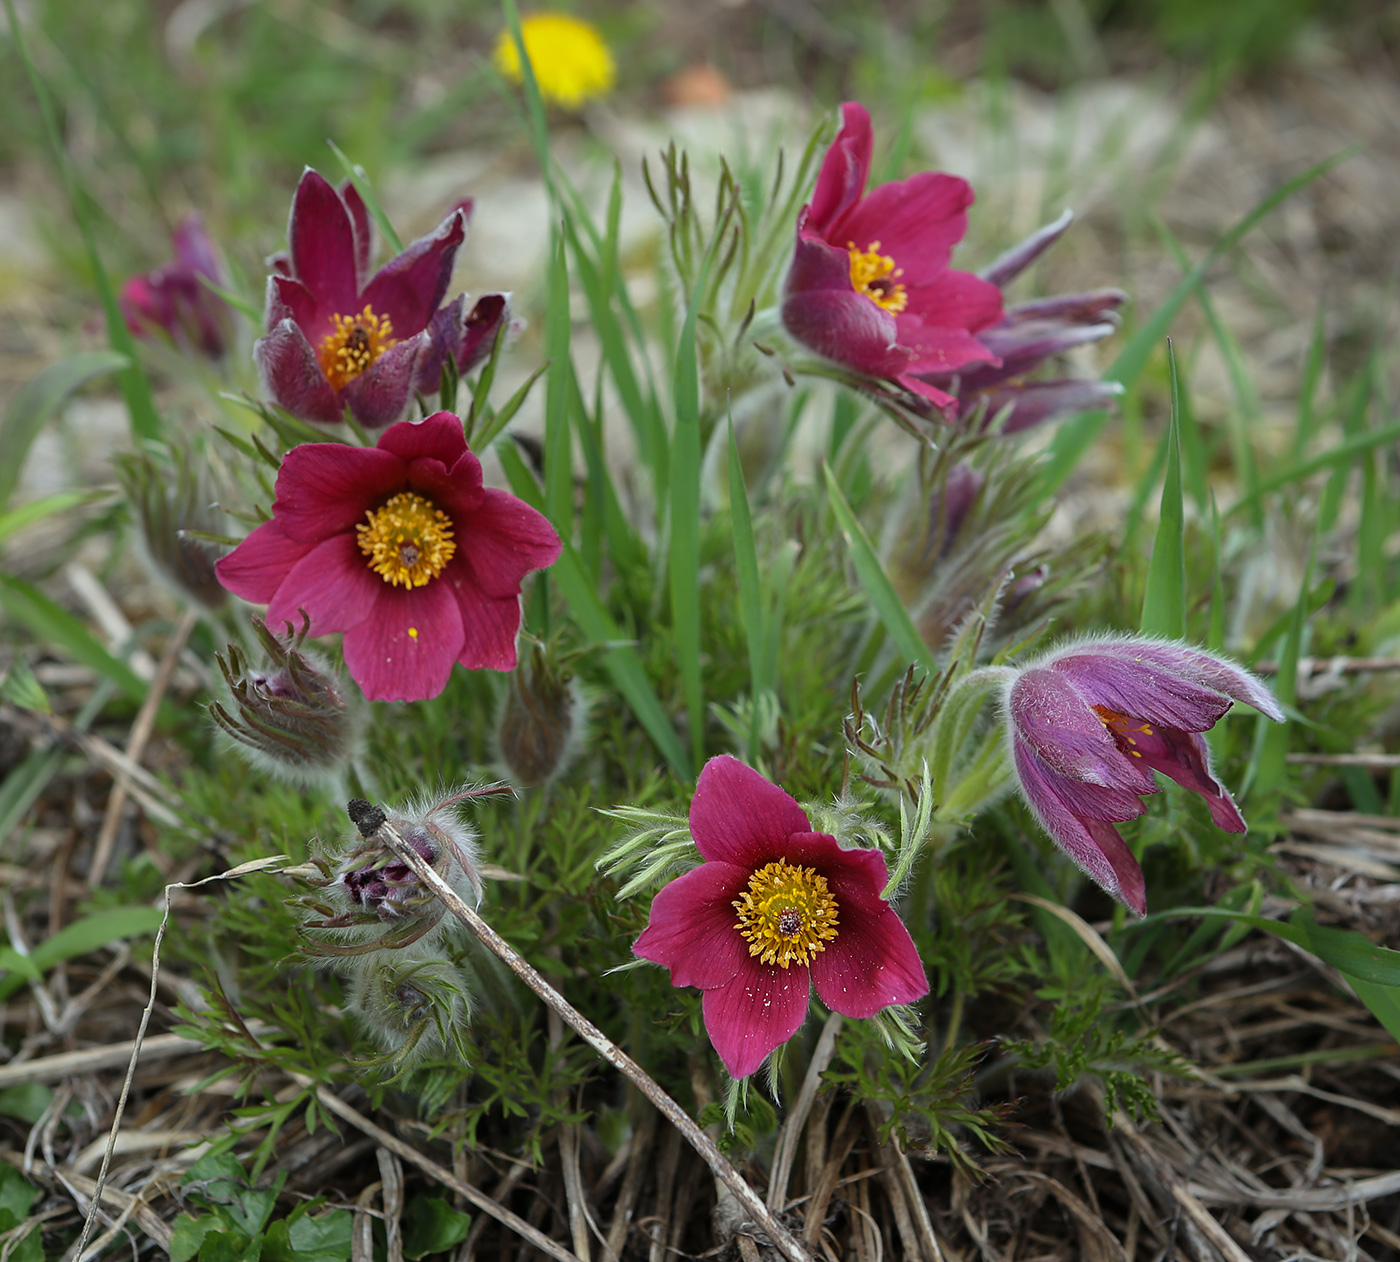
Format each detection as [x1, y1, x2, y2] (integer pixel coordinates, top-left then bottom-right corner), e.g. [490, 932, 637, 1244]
[979, 210, 1073, 287]
[632, 861, 752, 990]
[254, 318, 343, 426]
[342, 578, 465, 702]
[339, 180, 373, 289]
[1008, 667, 1152, 790]
[458, 293, 509, 373]
[361, 208, 468, 338]
[1003, 288, 1127, 326]
[1086, 640, 1284, 722]
[340, 334, 425, 430]
[1051, 652, 1236, 734]
[1123, 726, 1247, 832]
[270, 440, 404, 544]
[689, 756, 812, 866]
[807, 102, 873, 236]
[1016, 742, 1153, 821]
[215, 519, 314, 604]
[701, 959, 810, 1079]
[963, 379, 1124, 434]
[288, 169, 358, 316]
[782, 285, 907, 379]
[415, 295, 466, 394]
[172, 212, 223, 283]
[269, 274, 322, 334]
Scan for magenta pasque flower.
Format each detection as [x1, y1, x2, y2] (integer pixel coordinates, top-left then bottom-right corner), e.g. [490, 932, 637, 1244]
[781, 101, 1004, 413]
[215, 412, 561, 702]
[1003, 636, 1284, 915]
[258, 170, 468, 429]
[633, 756, 928, 1079]
[120, 212, 231, 359]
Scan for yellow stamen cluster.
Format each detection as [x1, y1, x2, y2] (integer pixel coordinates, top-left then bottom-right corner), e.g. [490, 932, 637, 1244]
[847, 241, 908, 314]
[492, 13, 616, 110]
[356, 493, 457, 589]
[733, 859, 839, 968]
[318, 306, 397, 392]
[1093, 705, 1154, 758]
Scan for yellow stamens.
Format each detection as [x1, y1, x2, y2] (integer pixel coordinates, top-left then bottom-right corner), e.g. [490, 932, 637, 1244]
[733, 859, 839, 968]
[356, 492, 457, 589]
[1093, 705, 1154, 757]
[318, 305, 397, 392]
[847, 241, 908, 315]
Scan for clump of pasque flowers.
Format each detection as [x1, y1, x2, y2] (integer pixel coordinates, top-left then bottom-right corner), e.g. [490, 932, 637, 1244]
[294, 788, 507, 1073]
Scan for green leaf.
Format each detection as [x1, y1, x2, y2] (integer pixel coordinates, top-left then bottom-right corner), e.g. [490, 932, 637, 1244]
[0, 1161, 39, 1220]
[0, 1082, 54, 1125]
[824, 464, 937, 676]
[1346, 978, 1400, 1045]
[0, 352, 128, 511]
[1140, 340, 1186, 640]
[403, 1196, 472, 1260]
[728, 418, 768, 757]
[0, 491, 97, 550]
[327, 140, 403, 253]
[0, 906, 165, 1001]
[544, 233, 575, 537]
[0, 654, 51, 715]
[198, 1228, 262, 1262]
[263, 1207, 352, 1262]
[171, 1214, 222, 1262]
[670, 272, 706, 771]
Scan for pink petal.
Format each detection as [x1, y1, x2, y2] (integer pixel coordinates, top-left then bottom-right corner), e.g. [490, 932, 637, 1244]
[288, 169, 358, 316]
[271, 440, 403, 544]
[341, 334, 425, 431]
[833, 172, 975, 288]
[1009, 668, 1152, 791]
[270, 274, 323, 337]
[377, 412, 470, 469]
[897, 320, 1000, 377]
[255, 319, 343, 427]
[810, 905, 928, 1017]
[361, 209, 468, 338]
[1052, 653, 1234, 734]
[782, 287, 907, 377]
[701, 959, 811, 1079]
[1089, 641, 1285, 723]
[807, 102, 873, 236]
[439, 558, 526, 671]
[904, 269, 1004, 339]
[632, 861, 753, 990]
[215, 519, 314, 604]
[1126, 727, 1246, 832]
[689, 756, 812, 866]
[342, 576, 465, 702]
[266, 532, 384, 635]
[460, 489, 562, 599]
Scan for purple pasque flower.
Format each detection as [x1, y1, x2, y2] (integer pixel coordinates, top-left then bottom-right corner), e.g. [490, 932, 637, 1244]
[920, 210, 1127, 432]
[781, 101, 1005, 415]
[415, 291, 512, 393]
[120, 213, 231, 359]
[633, 756, 928, 1080]
[1003, 636, 1285, 915]
[257, 169, 467, 428]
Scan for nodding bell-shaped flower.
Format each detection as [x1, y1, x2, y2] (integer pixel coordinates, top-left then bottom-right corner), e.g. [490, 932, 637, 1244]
[120, 212, 231, 360]
[297, 786, 506, 960]
[1002, 636, 1285, 915]
[210, 615, 361, 784]
[347, 956, 472, 1074]
[496, 641, 586, 788]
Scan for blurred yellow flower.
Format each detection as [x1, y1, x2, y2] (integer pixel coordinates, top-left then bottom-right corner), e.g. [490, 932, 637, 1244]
[493, 13, 615, 110]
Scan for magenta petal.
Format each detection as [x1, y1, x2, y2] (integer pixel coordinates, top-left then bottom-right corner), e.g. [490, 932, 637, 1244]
[1052, 654, 1234, 734]
[1127, 727, 1246, 832]
[689, 756, 813, 866]
[438, 558, 525, 671]
[339, 180, 373, 289]
[904, 269, 1004, 340]
[341, 335, 425, 430]
[271, 441, 404, 544]
[898, 319, 999, 378]
[458, 293, 509, 372]
[964, 380, 1124, 434]
[1018, 744, 1153, 819]
[1093, 641, 1285, 722]
[701, 960, 811, 1079]
[377, 411, 470, 469]
[270, 274, 322, 336]
[462, 489, 562, 599]
[835, 172, 975, 287]
[288, 170, 358, 316]
[1009, 668, 1151, 790]
[783, 288, 906, 377]
[1084, 819, 1146, 915]
[632, 861, 753, 990]
[980, 210, 1074, 287]
[361, 209, 467, 338]
[342, 579, 464, 702]
[215, 519, 314, 604]
[265, 532, 383, 635]
[810, 906, 928, 1017]
[255, 319, 343, 426]
[808, 102, 873, 235]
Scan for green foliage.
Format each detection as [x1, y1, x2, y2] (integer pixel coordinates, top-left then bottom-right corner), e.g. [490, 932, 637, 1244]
[0, 1161, 43, 1262]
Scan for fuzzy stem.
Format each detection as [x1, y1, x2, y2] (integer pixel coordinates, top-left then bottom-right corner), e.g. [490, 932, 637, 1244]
[366, 810, 815, 1262]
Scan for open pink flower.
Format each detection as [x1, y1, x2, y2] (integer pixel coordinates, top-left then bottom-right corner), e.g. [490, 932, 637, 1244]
[781, 102, 1004, 414]
[1004, 636, 1284, 914]
[258, 170, 467, 428]
[215, 412, 561, 702]
[633, 756, 928, 1079]
[120, 213, 231, 359]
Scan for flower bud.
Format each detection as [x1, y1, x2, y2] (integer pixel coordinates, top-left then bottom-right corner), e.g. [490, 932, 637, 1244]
[346, 956, 472, 1074]
[115, 447, 229, 612]
[496, 642, 586, 787]
[210, 616, 362, 784]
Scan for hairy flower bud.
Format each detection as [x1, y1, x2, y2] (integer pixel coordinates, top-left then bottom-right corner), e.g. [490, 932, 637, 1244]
[346, 956, 472, 1074]
[115, 447, 230, 612]
[496, 642, 586, 787]
[210, 616, 362, 784]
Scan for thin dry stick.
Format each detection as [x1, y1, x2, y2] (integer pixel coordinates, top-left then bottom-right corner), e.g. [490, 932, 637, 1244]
[355, 804, 816, 1262]
[768, 1012, 843, 1212]
[1286, 752, 1400, 767]
[90, 607, 199, 888]
[378, 1147, 406, 1262]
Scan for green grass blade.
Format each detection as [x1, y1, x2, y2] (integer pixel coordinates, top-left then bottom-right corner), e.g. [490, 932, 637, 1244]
[823, 464, 937, 676]
[0, 492, 97, 550]
[1140, 340, 1187, 639]
[727, 418, 768, 760]
[543, 233, 574, 535]
[327, 140, 403, 252]
[0, 907, 164, 1002]
[0, 351, 129, 512]
[670, 271, 706, 770]
[500, 0, 555, 197]
[1230, 414, 1400, 520]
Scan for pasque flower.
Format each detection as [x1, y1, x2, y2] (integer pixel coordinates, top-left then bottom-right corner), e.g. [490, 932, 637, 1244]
[1003, 637, 1284, 915]
[215, 412, 561, 702]
[633, 756, 928, 1079]
[258, 170, 469, 428]
[781, 102, 1005, 414]
[120, 212, 231, 359]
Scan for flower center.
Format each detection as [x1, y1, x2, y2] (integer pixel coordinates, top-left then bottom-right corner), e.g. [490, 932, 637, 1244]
[1093, 705, 1154, 758]
[847, 241, 908, 315]
[318, 305, 397, 391]
[733, 859, 839, 968]
[356, 492, 457, 588]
